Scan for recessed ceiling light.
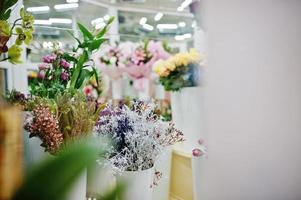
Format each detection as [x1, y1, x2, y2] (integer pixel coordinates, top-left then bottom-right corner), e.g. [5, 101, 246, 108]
[34, 19, 52, 25]
[175, 33, 192, 40]
[143, 24, 154, 31]
[139, 17, 147, 25]
[49, 18, 72, 24]
[54, 3, 78, 10]
[177, 6, 184, 12]
[157, 24, 178, 29]
[26, 6, 50, 13]
[181, 0, 192, 8]
[66, 0, 79, 2]
[154, 12, 163, 21]
[178, 22, 186, 27]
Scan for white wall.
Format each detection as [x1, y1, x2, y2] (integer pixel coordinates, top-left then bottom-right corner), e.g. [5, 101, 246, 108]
[200, 0, 301, 199]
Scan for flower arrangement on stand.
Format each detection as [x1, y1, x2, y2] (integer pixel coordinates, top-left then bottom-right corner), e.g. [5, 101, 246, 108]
[0, 1, 34, 63]
[7, 16, 115, 200]
[153, 49, 203, 151]
[93, 43, 126, 100]
[94, 101, 184, 200]
[154, 49, 203, 92]
[122, 41, 171, 100]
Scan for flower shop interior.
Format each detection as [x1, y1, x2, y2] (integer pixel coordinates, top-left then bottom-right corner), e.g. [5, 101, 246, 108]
[1, 0, 301, 200]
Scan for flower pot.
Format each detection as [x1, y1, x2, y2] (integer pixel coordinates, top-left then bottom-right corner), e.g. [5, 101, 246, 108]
[66, 169, 87, 200]
[136, 78, 150, 101]
[155, 84, 165, 100]
[117, 167, 154, 200]
[153, 147, 172, 200]
[112, 78, 123, 100]
[171, 87, 203, 152]
[87, 162, 115, 198]
[192, 156, 203, 200]
[23, 129, 51, 170]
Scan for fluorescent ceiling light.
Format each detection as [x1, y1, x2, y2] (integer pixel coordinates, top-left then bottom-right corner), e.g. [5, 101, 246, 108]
[26, 6, 50, 13]
[177, 0, 192, 12]
[34, 19, 52, 25]
[157, 24, 178, 29]
[139, 17, 147, 25]
[95, 22, 106, 29]
[54, 3, 78, 10]
[178, 21, 186, 27]
[143, 24, 154, 31]
[104, 15, 110, 21]
[66, 0, 79, 2]
[175, 33, 192, 40]
[181, 0, 192, 8]
[91, 17, 104, 26]
[177, 6, 184, 12]
[49, 18, 72, 24]
[154, 12, 163, 21]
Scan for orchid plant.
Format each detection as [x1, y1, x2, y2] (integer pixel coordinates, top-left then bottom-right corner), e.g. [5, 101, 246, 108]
[0, 1, 34, 64]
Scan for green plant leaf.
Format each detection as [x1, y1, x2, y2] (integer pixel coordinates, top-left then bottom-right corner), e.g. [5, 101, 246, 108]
[70, 50, 88, 89]
[88, 38, 108, 51]
[12, 140, 101, 200]
[91, 66, 99, 87]
[0, 8, 11, 20]
[67, 30, 82, 45]
[77, 22, 93, 40]
[95, 16, 115, 39]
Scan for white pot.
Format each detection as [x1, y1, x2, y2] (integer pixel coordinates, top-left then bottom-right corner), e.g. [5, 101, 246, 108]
[118, 167, 154, 200]
[137, 78, 150, 101]
[153, 147, 172, 200]
[170, 91, 183, 130]
[87, 163, 116, 197]
[171, 87, 203, 152]
[112, 78, 123, 100]
[23, 130, 51, 170]
[66, 169, 87, 200]
[155, 84, 165, 100]
[192, 156, 203, 200]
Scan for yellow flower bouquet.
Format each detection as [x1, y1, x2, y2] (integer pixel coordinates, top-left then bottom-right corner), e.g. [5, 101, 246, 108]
[153, 49, 203, 91]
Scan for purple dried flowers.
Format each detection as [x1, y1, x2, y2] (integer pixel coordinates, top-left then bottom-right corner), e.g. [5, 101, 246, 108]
[94, 101, 184, 172]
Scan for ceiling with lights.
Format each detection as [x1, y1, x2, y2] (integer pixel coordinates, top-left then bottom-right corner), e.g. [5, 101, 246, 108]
[24, 0, 197, 41]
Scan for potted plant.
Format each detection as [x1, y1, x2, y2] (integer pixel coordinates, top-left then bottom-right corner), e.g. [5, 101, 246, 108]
[153, 49, 204, 152]
[94, 101, 184, 200]
[6, 17, 115, 200]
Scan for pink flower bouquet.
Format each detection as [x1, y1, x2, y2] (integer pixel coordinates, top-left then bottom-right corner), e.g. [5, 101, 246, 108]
[122, 41, 171, 91]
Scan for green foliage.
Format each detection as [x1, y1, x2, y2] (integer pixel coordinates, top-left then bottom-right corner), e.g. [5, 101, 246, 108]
[67, 16, 115, 91]
[159, 65, 189, 91]
[55, 91, 101, 139]
[12, 140, 100, 200]
[0, 0, 18, 20]
[12, 140, 125, 200]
